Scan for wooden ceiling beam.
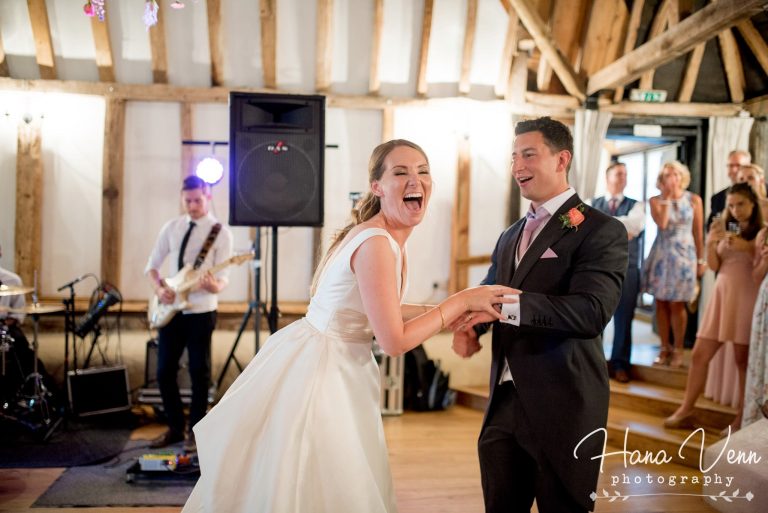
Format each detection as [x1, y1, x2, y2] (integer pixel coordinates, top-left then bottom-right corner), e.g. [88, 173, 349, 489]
[0, 76, 741, 119]
[603, 100, 741, 117]
[639, 0, 675, 90]
[260, 0, 277, 88]
[26, 0, 56, 79]
[537, 0, 588, 93]
[717, 27, 745, 103]
[90, 4, 115, 82]
[676, 43, 705, 102]
[459, 0, 478, 94]
[368, 0, 384, 94]
[148, 3, 168, 83]
[587, 0, 765, 95]
[315, 0, 334, 92]
[613, 0, 646, 102]
[579, 0, 628, 82]
[503, 0, 586, 101]
[416, 0, 434, 96]
[736, 20, 768, 78]
[206, 0, 224, 87]
[495, 7, 519, 97]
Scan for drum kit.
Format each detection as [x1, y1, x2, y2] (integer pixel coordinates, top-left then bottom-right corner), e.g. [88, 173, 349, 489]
[0, 284, 64, 440]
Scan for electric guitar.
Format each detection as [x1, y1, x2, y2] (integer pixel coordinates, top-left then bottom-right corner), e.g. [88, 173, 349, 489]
[148, 252, 254, 329]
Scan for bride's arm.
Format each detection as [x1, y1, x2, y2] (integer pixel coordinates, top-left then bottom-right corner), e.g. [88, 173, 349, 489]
[353, 237, 512, 357]
[401, 304, 430, 321]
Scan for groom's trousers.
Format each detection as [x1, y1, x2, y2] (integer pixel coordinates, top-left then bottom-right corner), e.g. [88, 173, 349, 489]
[478, 382, 588, 513]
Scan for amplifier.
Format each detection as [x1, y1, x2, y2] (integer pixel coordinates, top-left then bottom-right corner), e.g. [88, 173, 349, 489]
[67, 365, 131, 416]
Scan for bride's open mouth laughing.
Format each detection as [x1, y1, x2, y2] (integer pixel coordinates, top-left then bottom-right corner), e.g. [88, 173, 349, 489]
[403, 192, 424, 212]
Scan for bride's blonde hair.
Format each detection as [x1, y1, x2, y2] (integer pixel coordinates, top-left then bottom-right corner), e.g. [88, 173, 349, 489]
[309, 139, 429, 296]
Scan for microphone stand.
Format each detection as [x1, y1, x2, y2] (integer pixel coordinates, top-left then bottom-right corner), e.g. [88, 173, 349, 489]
[61, 283, 77, 418]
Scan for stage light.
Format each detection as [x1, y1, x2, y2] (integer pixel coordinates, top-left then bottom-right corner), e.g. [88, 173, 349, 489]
[195, 156, 224, 185]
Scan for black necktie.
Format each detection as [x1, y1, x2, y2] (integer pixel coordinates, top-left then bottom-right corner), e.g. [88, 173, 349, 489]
[178, 221, 196, 271]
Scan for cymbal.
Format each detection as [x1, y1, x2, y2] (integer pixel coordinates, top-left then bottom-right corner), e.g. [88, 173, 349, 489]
[0, 303, 64, 315]
[0, 284, 33, 297]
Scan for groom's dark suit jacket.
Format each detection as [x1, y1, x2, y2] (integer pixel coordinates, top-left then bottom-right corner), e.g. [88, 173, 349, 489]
[478, 193, 627, 510]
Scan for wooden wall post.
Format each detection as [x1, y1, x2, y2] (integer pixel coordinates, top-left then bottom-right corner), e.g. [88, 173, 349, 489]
[14, 119, 43, 289]
[101, 98, 126, 287]
[449, 137, 471, 293]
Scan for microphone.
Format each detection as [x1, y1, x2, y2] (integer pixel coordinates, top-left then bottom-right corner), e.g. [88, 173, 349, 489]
[57, 275, 85, 292]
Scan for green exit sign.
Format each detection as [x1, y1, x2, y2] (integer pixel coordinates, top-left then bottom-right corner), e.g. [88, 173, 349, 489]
[629, 89, 668, 102]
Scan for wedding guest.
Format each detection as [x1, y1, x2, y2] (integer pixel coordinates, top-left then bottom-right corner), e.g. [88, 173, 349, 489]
[642, 161, 704, 368]
[707, 150, 750, 229]
[743, 225, 768, 428]
[737, 163, 768, 220]
[590, 162, 645, 383]
[665, 183, 764, 433]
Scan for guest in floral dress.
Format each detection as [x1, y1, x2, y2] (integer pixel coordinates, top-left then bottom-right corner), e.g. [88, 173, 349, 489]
[642, 161, 705, 368]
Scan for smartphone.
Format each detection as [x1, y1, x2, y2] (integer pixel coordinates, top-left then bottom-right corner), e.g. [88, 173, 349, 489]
[726, 222, 741, 236]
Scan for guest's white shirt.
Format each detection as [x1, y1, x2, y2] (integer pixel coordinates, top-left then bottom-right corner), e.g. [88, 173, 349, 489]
[498, 187, 576, 384]
[145, 212, 233, 314]
[588, 194, 645, 239]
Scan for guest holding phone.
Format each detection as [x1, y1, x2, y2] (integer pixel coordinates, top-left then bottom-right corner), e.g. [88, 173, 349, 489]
[665, 183, 764, 433]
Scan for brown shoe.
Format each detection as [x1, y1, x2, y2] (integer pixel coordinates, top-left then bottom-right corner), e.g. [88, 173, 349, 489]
[663, 412, 695, 429]
[149, 429, 184, 449]
[182, 431, 197, 453]
[614, 369, 630, 383]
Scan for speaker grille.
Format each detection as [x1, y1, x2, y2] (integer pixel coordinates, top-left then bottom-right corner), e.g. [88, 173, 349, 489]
[234, 138, 318, 223]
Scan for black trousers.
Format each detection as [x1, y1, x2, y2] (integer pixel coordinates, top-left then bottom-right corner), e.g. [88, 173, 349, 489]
[478, 382, 587, 513]
[609, 265, 640, 372]
[156, 311, 216, 434]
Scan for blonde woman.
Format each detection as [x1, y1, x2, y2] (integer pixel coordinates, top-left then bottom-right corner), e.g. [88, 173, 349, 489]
[642, 161, 705, 368]
[182, 140, 516, 513]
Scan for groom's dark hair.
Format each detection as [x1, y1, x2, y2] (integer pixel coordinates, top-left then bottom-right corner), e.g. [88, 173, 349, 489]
[515, 117, 573, 171]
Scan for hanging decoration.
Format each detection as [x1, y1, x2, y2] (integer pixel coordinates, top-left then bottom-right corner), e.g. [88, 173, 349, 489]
[83, 0, 105, 21]
[143, 0, 159, 29]
[170, 1, 185, 8]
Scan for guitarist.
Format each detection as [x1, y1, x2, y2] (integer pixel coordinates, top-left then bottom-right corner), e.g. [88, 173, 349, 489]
[145, 175, 233, 451]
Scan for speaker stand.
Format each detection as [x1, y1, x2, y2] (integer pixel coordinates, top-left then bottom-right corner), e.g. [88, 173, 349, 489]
[217, 230, 267, 389]
[267, 226, 280, 334]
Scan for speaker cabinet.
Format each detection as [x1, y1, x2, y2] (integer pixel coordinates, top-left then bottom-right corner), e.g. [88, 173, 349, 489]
[229, 92, 325, 227]
[67, 365, 131, 417]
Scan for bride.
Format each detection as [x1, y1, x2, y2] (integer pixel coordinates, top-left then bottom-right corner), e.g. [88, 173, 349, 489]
[182, 139, 516, 512]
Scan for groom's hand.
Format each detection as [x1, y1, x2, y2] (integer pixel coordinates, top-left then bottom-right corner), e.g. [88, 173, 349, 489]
[452, 327, 482, 358]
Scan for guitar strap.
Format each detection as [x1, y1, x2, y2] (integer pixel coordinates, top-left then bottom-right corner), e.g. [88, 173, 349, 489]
[193, 223, 222, 271]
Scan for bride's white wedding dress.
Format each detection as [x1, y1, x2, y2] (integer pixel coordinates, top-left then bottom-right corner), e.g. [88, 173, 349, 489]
[182, 227, 402, 513]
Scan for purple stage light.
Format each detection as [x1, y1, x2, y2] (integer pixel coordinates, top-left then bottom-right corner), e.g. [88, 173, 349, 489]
[195, 157, 224, 185]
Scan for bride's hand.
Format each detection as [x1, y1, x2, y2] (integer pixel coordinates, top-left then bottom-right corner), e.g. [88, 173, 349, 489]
[459, 285, 520, 319]
[448, 311, 499, 332]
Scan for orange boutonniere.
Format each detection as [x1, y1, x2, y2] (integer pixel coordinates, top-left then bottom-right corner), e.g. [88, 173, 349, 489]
[559, 204, 586, 230]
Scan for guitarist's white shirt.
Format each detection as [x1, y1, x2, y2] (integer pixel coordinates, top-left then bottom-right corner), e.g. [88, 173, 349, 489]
[145, 213, 234, 313]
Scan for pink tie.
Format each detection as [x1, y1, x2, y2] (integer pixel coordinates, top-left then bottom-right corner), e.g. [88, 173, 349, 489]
[518, 210, 549, 259]
[609, 198, 618, 215]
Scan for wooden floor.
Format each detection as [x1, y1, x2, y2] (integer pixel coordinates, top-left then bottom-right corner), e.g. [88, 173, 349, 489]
[0, 406, 716, 513]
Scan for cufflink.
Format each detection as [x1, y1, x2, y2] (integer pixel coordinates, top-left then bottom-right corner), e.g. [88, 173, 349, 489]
[508, 314, 516, 321]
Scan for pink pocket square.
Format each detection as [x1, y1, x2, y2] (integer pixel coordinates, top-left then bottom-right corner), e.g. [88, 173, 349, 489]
[541, 248, 558, 259]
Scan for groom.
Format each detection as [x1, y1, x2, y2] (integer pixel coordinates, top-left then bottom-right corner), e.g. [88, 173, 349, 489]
[453, 117, 627, 512]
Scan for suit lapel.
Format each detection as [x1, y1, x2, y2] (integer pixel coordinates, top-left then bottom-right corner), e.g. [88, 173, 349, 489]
[511, 194, 583, 288]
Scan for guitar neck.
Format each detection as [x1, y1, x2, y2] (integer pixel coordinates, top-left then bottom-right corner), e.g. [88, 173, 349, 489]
[176, 258, 234, 293]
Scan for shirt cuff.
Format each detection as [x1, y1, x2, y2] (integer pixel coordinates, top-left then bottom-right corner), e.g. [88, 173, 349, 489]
[500, 301, 521, 326]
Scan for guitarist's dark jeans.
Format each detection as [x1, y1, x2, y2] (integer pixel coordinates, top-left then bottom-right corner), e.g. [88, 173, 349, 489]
[157, 311, 216, 435]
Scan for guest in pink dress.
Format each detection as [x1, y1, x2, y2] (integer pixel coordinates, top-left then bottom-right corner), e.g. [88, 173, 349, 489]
[665, 183, 764, 433]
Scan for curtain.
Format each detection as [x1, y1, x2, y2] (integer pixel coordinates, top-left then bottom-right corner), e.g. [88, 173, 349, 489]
[705, 115, 754, 217]
[750, 119, 768, 173]
[571, 109, 612, 199]
[701, 115, 754, 406]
